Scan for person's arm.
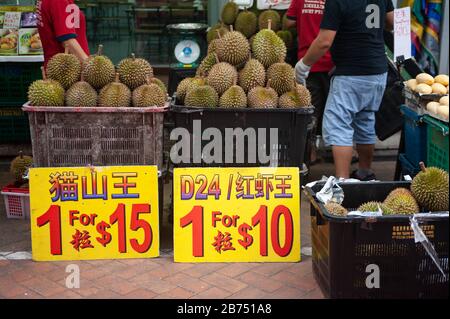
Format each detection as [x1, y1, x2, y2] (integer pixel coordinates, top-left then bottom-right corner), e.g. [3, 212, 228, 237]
[63, 38, 89, 61]
[302, 29, 336, 66]
[285, 19, 296, 29]
[385, 0, 395, 31]
[285, 0, 298, 29]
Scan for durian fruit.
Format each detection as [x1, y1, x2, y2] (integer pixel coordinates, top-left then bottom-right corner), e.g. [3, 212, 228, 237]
[176, 78, 193, 104]
[221, 0, 239, 25]
[186, 76, 207, 95]
[10, 152, 33, 185]
[207, 22, 229, 43]
[207, 39, 221, 54]
[117, 53, 153, 90]
[294, 83, 312, 107]
[185, 85, 219, 108]
[385, 188, 414, 202]
[383, 193, 419, 215]
[277, 30, 294, 49]
[28, 67, 65, 106]
[207, 55, 238, 95]
[196, 53, 217, 77]
[248, 81, 278, 109]
[148, 77, 167, 95]
[65, 74, 97, 107]
[239, 58, 266, 93]
[219, 80, 247, 108]
[267, 61, 295, 95]
[357, 201, 394, 215]
[82, 45, 115, 90]
[325, 202, 348, 216]
[46, 46, 81, 89]
[216, 26, 251, 67]
[279, 90, 301, 108]
[235, 9, 257, 38]
[132, 76, 166, 108]
[258, 9, 281, 32]
[252, 19, 287, 68]
[411, 163, 449, 212]
[98, 73, 131, 107]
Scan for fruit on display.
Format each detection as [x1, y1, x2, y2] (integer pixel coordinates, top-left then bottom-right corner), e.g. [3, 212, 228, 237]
[258, 9, 281, 32]
[117, 53, 154, 90]
[82, 45, 115, 90]
[406, 79, 417, 91]
[440, 96, 449, 106]
[252, 20, 287, 68]
[207, 57, 238, 95]
[221, 0, 239, 25]
[293, 83, 312, 107]
[216, 26, 251, 67]
[235, 9, 258, 38]
[98, 73, 131, 107]
[176, 78, 194, 103]
[416, 73, 435, 86]
[426, 100, 449, 120]
[247, 82, 278, 108]
[219, 80, 247, 108]
[28, 67, 65, 106]
[383, 192, 419, 215]
[411, 163, 449, 212]
[46, 46, 81, 90]
[148, 77, 167, 95]
[207, 39, 221, 54]
[426, 101, 440, 114]
[267, 61, 295, 95]
[186, 76, 207, 95]
[10, 152, 33, 185]
[415, 83, 433, 94]
[357, 201, 394, 215]
[431, 83, 447, 94]
[196, 53, 217, 77]
[385, 188, 414, 202]
[185, 85, 219, 108]
[207, 22, 229, 43]
[435, 74, 449, 86]
[437, 105, 449, 120]
[238, 58, 266, 93]
[324, 202, 348, 216]
[132, 77, 166, 108]
[276, 30, 294, 49]
[65, 75, 97, 107]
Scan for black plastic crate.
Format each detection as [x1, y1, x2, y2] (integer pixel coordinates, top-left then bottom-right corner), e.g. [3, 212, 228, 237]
[304, 181, 449, 299]
[170, 101, 314, 167]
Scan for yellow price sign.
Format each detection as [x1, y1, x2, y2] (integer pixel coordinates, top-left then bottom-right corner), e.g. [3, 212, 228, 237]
[174, 167, 300, 262]
[30, 166, 159, 261]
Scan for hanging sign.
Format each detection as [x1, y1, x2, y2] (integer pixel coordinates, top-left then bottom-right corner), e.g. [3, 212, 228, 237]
[257, 0, 291, 10]
[394, 7, 412, 61]
[174, 167, 300, 263]
[30, 166, 160, 261]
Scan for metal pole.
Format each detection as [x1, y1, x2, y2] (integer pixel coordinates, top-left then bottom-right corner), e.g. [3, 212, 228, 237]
[439, 0, 449, 74]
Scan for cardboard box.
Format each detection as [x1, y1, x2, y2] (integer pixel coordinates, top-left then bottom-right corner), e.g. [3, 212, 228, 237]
[19, 28, 42, 55]
[0, 29, 18, 56]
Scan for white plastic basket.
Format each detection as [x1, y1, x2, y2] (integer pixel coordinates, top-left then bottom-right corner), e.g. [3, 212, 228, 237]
[1, 186, 30, 219]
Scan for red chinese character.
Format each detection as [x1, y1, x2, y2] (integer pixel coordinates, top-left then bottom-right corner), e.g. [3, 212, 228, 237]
[70, 229, 94, 251]
[212, 230, 236, 254]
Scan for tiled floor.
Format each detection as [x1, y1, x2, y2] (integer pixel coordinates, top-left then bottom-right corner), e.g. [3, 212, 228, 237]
[0, 160, 397, 299]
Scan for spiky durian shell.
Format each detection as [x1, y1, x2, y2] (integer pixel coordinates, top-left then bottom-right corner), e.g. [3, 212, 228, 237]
[10, 155, 33, 183]
[207, 62, 238, 95]
[252, 29, 287, 68]
[358, 201, 394, 215]
[28, 79, 65, 106]
[46, 53, 81, 89]
[235, 10, 257, 38]
[82, 55, 115, 90]
[65, 81, 97, 107]
[185, 85, 219, 108]
[384, 194, 420, 215]
[98, 81, 131, 107]
[132, 83, 165, 107]
[238, 59, 266, 93]
[325, 202, 348, 216]
[267, 62, 295, 95]
[247, 86, 278, 109]
[216, 31, 251, 67]
[411, 166, 449, 211]
[196, 53, 217, 77]
[221, 1, 239, 25]
[219, 85, 247, 108]
[258, 10, 281, 31]
[117, 55, 153, 90]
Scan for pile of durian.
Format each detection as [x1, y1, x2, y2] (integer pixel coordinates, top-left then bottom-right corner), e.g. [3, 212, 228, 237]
[10, 152, 33, 188]
[28, 45, 167, 108]
[324, 164, 449, 217]
[176, 2, 310, 109]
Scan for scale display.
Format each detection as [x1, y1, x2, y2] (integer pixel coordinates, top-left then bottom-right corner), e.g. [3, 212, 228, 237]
[174, 40, 201, 65]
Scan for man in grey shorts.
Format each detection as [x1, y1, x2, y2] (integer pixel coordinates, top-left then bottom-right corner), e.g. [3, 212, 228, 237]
[296, 0, 394, 180]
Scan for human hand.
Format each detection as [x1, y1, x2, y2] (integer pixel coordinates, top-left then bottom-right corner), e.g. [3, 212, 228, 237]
[295, 58, 311, 86]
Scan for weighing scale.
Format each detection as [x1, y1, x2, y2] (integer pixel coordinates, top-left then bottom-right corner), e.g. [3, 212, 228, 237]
[167, 23, 208, 96]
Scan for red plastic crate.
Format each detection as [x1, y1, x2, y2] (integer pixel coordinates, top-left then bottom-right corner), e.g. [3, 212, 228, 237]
[1, 185, 30, 219]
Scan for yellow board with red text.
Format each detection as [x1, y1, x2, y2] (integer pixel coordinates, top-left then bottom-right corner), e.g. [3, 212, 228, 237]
[30, 166, 159, 261]
[173, 167, 300, 262]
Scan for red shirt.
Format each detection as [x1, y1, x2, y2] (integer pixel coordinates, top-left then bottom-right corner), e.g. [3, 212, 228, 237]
[36, 0, 89, 67]
[287, 0, 334, 73]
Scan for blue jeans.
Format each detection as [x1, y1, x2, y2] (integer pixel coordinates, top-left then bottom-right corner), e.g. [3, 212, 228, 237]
[322, 73, 387, 147]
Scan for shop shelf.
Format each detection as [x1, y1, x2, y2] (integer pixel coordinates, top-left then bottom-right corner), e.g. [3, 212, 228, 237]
[304, 181, 449, 299]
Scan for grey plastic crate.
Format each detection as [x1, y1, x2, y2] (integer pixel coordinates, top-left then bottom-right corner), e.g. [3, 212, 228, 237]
[22, 104, 168, 168]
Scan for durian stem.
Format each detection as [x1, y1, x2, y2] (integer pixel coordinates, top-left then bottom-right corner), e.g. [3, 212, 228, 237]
[40, 66, 47, 80]
[216, 29, 222, 39]
[19, 150, 23, 159]
[146, 75, 152, 85]
[266, 78, 271, 89]
[131, 53, 136, 60]
[97, 44, 104, 56]
[64, 45, 69, 54]
[214, 53, 220, 64]
[268, 19, 272, 31]
[114, 72, 120, 83]
[230, 24, 234, 32]
[419, 162, 427, 173]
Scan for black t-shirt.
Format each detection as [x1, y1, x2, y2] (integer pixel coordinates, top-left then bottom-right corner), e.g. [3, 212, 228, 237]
[320, 0, 394, 76]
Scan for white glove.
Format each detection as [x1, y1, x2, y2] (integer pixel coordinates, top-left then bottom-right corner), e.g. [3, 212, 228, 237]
[295, 58, 311, 85]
